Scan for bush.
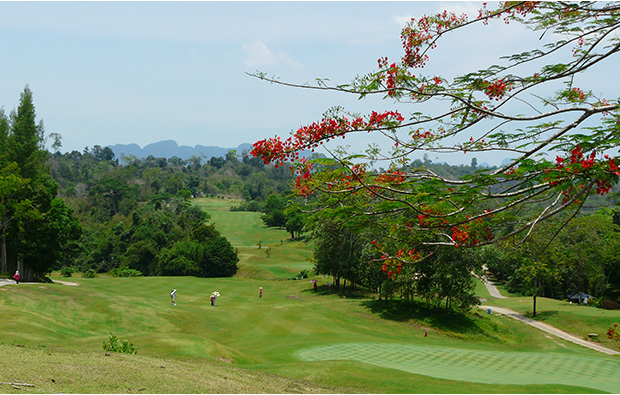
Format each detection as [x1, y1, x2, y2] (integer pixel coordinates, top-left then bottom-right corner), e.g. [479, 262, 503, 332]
[83, 269, 97, 278]
[600, 299, 620, 310]
[289, 269, 309, 280]
[60, 266, 73, 277]
[230, 200, 262, 212]
[109, 267, 143, 277]
[103, 333, 137, 354]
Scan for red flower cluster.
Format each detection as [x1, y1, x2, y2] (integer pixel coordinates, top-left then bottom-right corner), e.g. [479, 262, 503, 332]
[451, 225, 470, 247]
[293, 159, 315, 197]
[251, 110, 405, 167]
[410, 129, 434, 141]
[596, 179, 612, 196]
[486, 79, 511, 101]
[377, 57, 402, 96]
[608, 157, 620, 176]
[555, 145, 597, 172]
[451, 222, 494, 247]
[607, 323, 620, 340]
[376, 170, 407, 184]
[567, 87, 586, 102]
[401, 11, 468, 68]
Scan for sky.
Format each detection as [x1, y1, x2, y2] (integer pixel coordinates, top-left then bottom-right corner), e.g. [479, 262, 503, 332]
[0, 1, 616, 166]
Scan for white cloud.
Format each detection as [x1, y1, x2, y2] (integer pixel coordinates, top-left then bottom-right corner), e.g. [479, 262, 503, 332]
[393, 14, 415, 28]
[242, 42, 301, 68]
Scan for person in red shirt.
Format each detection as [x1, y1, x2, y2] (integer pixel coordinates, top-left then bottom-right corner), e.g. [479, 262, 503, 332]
[13, 271, 19, 284]
[259, 287, 263, 298]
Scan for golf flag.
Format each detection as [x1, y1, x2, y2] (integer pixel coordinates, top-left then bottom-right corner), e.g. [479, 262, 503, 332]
[424, 330, 428, 337]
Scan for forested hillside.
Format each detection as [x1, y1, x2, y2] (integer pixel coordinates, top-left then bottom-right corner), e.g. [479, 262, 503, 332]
[3, 85, 620, 310]
[45, 145, 298, 277]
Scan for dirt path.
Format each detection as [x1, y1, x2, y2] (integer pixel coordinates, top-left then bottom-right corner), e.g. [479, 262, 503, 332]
[0, 279, 78, 287]
[479, 304, 620, 355]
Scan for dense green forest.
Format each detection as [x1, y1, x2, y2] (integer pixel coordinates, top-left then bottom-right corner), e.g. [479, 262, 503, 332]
[2, 86, 620, 311]
[45, 143, 298, 277]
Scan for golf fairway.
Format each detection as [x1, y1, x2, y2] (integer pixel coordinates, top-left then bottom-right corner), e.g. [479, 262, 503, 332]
[297, 342, 620, 393]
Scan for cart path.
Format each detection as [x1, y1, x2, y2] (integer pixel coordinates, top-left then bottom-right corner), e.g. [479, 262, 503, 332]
[0, 278, 78, 287]
[480, 266, 508, 299]
[479, 268, 619, 355]
[479, 304, 620, 355]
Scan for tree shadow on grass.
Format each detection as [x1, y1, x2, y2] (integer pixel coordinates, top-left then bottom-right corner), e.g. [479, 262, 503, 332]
[301, 285, 368, 299]
[524, 310, 559, 320]
[361, 299, 488, 335]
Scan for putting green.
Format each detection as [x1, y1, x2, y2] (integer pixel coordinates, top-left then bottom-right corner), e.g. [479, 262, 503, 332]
[296, 342, 620, 393]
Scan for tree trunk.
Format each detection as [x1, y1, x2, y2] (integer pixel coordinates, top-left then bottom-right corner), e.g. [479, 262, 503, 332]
[532, 277, 538, 317]
[1, 231, 7, 273]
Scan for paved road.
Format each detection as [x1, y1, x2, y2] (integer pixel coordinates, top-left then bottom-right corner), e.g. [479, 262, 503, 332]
[480, 266, 508, 299]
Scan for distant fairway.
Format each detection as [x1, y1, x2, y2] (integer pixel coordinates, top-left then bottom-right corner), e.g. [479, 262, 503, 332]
[297, 342, 620, 393]
[194, 198, 314, 279]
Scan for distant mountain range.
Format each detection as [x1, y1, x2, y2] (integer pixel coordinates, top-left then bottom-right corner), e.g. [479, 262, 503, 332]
[107, 140, 253, 161]
[106, 139, 510, 167]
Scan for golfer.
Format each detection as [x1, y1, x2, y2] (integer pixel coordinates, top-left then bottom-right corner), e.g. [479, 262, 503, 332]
[259, 287, 263, 299]
[13, 270, 19, 285]
[170, 289, 176, 305]
[210, 295, 214, 306]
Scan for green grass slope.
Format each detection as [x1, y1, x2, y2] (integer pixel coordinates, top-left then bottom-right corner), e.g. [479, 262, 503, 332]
[1, 197, 619, 393]
[194, 198, 314, 280]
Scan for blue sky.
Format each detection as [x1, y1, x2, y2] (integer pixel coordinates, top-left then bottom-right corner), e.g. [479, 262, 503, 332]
[2, 1, 612, 166]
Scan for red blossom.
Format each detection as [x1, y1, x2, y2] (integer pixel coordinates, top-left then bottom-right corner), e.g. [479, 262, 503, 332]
[251, 110, 404, 170]
[486, 79, 511, 101]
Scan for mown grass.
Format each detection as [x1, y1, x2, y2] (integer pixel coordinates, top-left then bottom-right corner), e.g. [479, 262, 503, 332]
[2, 276, 608, 393]
[1, 197, 619, 393]
[194, 198, 314, 280]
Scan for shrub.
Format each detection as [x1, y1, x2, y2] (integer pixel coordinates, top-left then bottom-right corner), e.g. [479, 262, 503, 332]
[230, 200, 262, 212]
[289, 269, 309, 280]
[109, 267, 143, 277]
[600, 299, 620, 310]
[83, 269, 97, 278]
[60, 266, 73, 277]
[103, 333, 137, 354]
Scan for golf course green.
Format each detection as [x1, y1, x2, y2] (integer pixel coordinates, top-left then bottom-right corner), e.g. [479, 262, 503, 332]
[1, 197, 619, 393]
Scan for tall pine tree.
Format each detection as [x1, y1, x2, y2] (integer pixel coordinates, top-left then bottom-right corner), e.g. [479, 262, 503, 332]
[1, 86, 81, 280]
